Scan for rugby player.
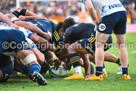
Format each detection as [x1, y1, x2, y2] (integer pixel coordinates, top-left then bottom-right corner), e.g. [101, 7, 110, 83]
[10, 9, 65, 69]
[82, 0, 131, 80]
[0, 12, 47, 85]
[54, 18, 121, 79]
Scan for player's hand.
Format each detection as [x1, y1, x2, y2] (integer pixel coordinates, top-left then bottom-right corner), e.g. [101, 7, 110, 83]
[63, 63, 71, 71]
[42, 17, 49, 21]
[19, 15, 26, 20]
[42, 33, 50, 41]
[54, 59, 61, 70]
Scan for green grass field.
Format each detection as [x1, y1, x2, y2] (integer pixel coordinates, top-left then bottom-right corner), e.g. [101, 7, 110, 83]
[0, 33, 136, 91]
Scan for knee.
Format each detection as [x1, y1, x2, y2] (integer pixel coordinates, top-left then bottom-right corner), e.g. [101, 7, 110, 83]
[23, 53, 38, 66]
[116, 41, 125, 49]
[37, 53, 45, 64]
[95, 41, 105, 48]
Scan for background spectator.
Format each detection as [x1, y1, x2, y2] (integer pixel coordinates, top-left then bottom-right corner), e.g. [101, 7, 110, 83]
[0, 0, 136, 24]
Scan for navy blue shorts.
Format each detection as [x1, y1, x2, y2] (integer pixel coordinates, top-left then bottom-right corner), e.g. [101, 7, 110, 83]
[97, 11, 127, 34]
[0, 29, 31, 53]
[77, 36, 112, 56]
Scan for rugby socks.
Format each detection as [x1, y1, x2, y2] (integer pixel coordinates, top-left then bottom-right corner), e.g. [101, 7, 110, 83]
[96, 67, 103, 76]
[22, 64, 29, 73]
[102, 64, 106, 73]
[29, 64, 40, 73]
[122, 68, 128, 75]
[116, 58, 121, 65]
[68, 53, 82, 75]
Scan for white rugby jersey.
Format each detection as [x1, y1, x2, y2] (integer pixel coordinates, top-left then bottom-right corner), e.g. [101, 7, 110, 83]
[0, 22, 14, 30]
[19, 27, 33, 38]
[0, 22, 33, 38]
[91, 0, 126, 17]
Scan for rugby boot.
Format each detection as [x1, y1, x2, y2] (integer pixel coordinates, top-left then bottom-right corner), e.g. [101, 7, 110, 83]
[64, 72, 84, 80]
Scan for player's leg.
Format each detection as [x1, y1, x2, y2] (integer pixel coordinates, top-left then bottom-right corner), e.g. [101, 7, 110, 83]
[11, 30, 47, 85]
[104, 53, 120, 63]
[17, 50, 47, 85]
[0, 55, 13, 83]
[64, 42, 88, 80]
[115, 35, 127, 66]
[86, 13, 115, 80]
[104, 53, 122, 74]
[86, 32, 110, 81]
[89, 53, 120, 64]
[64, 56, 94, 78]
[114, 11, 131, 80]
[88, 53, 121, 76]
[14, 57, 29, 74]
[115, 34, 131, 79]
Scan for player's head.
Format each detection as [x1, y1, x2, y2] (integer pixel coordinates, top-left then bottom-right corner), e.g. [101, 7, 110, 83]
[56, 22, 64, 32]
[56, 22, 64, 37]
[62, 17, 76, 32]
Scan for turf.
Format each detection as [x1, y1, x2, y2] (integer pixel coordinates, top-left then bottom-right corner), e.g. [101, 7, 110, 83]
[0, 33, 136, 91]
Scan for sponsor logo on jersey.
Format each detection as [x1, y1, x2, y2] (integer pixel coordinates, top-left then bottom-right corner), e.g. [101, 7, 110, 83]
[108, 4, 123, 9]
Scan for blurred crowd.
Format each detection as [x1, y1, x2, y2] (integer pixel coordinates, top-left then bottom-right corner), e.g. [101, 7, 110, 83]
[0, 0, 136, 23]
[121, 0, 136, 23]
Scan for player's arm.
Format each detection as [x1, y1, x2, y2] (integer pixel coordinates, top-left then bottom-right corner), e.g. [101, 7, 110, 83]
[19, 15, 48, 21]
[81, 54, 90, 77]
[83, 0, 97, 23]
[14, 21, 50, 41]
[29, 34, 56, 52]
[32, 48, 45, 65]
[15, 8, 37, 17]
[0, 13, 19, 29]
[0, 13, 14, 26]
[0, 13, 12, 25]
[14, 8, 47, 20]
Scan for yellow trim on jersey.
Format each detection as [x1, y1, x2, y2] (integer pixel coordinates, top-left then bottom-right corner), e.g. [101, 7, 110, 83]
[56, 45, 60, 50]
[53, 30, 60, 41]
[88, 37, 96, 43]
[91, 37, 96, 43]
[80, 39, 83, 42]
[88, 37, 94, 43]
